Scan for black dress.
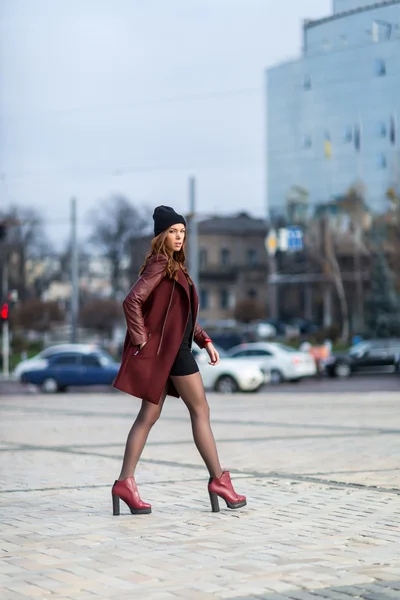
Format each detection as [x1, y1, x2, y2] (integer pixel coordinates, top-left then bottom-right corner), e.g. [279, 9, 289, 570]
[169, 283, 200, 377]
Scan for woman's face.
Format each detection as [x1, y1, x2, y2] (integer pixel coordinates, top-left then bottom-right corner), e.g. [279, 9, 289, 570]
[165, 223, 186, 254]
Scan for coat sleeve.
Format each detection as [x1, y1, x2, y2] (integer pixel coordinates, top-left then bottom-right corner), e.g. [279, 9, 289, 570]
[193, 322, 210, 349]
[122, 254, 168, 346]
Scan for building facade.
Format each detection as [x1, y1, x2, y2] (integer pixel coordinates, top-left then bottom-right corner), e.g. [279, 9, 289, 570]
[267, 0, 400, 219]
[196, 213, 268, 321]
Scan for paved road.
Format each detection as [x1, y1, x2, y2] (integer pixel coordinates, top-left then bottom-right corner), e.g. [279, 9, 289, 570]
[1, 389, 400, 599]
[267, 373, 400, 394]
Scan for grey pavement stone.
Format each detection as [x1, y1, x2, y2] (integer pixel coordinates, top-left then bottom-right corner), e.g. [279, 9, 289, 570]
[1, 391, 400, 599]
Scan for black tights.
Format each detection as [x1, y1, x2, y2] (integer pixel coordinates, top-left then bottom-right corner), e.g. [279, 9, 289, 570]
[118, 373, 223, 480]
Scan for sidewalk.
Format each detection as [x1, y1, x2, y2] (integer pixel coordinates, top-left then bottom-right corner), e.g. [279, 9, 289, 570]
[0, 391, 399, 599]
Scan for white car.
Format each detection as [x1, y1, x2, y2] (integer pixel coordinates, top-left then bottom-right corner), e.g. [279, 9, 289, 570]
[192, 344, 268, 394]
[227, 342, 317, 385]
[13, 344, 103, 381]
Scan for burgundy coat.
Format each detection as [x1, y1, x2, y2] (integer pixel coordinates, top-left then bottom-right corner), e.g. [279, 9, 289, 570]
[113, 254, 209, 404]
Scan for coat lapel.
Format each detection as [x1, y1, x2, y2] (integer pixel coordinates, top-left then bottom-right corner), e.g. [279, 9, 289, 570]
[177, 268, 199, 318]
[177, 268, 190, 300]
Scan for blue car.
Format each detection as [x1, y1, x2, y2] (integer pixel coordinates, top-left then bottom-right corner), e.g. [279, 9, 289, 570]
[21, 350, 120, 393]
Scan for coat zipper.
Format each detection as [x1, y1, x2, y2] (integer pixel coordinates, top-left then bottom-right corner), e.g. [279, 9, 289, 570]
[157, 281, 175, 355]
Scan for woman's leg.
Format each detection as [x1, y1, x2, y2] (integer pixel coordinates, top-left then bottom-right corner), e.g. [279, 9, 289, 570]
[170, 373, 223, 479]
[118, 387, 167, 481]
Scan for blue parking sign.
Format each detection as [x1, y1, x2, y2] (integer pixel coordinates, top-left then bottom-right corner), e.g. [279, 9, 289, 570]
[287, 226, 303, 251]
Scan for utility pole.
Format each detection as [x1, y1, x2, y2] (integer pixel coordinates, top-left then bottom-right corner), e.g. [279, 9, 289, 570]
[268, 254, 279, 319]
[321, 217, 333, 328]
[70, 198, 79, 343]
[353, 221, 364, 333]
[265, 229, 279, 319]
[2, 256, 9, 377]
[188, 176, 199, 290]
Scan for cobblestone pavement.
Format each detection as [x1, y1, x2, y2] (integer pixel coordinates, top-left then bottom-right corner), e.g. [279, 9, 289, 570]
[0, 390, 400, 599]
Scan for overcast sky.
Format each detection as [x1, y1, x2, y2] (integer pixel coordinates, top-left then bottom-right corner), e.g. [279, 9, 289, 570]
[1, 0, 330, 246]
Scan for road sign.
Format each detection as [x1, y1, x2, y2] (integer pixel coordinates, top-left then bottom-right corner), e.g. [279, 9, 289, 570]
[265, 230, 277, 256]
[266, 227, 304, 255]
[278, 228, 289, 252]
[287, 226, 304, 251]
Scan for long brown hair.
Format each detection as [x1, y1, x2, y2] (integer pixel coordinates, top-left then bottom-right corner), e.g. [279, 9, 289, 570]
[139, 229, 192, 283]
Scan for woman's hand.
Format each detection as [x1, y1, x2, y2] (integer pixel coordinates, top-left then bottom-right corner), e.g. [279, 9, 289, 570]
[205, 342, 220, 366]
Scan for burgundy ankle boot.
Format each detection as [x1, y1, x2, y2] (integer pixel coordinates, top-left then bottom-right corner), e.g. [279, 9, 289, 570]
[208, 471, 247, 512]
[112, 476, 151, 515]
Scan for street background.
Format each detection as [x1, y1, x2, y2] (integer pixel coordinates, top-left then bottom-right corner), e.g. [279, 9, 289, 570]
[1, 1, 400, 597]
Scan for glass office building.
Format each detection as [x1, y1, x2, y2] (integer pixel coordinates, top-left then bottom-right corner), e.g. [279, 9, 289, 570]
[267, 1, 400, 219]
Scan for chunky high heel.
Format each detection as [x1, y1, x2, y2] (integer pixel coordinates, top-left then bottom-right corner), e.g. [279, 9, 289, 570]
[112, 494, 120, 516]
[208, 471, 247, 512]
[111, 476, 151, 515]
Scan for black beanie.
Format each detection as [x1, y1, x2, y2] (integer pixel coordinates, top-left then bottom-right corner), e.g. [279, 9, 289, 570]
[153, 205, 186, 237]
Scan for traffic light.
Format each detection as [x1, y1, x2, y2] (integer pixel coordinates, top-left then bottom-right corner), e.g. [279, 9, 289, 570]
[1, 303, 8, 320]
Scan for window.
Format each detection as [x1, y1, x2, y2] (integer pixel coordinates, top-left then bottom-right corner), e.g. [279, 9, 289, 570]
[247, 349, 273, 357]
[340, 34, 348, 46]
[199, 289, 209, 310]
[377, 122, 387, 138]
[231, 349, 250, 358]
[303, 75, 311, 90]
[372, 21, 392, 42]
[220, 248, 230, 266]
[51, 354, 78, 366]
[248, 289, 257, 299]
[303, 134, 312, 149]
[81, 355, 101, 367]
[378, 153, 387, 168]
[231, 348, 273, 358]
[343, 126, 353, 143]
[322, 39, 331, 51]
[275, 343, 298, 353]
[387, 340, 400, 351]
[376, 59, 386, 76]
[247, 248, 258, 266]
[220, 289, 229, 310]
[199, 248, 208, 270]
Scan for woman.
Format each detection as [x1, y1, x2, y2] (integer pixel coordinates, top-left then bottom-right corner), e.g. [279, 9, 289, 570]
[112, 205, 246, 515]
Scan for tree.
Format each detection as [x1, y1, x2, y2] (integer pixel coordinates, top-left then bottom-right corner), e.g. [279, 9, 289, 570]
[1, 204, 52, 258]
[0, 205, 53, 301]
[88, 195, 149, 297]
[234, 299, 265, 324]
[385, 186, 400, 294]
[305, 214, 350, 343]
[79, 299, 123, 335]
[307, 186, 371, 342]
[12, 299, 65, 332]
[364, 251, 400, 337]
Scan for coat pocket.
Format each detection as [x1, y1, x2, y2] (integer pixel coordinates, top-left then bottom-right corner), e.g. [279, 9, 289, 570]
[133, 333, 154, 357]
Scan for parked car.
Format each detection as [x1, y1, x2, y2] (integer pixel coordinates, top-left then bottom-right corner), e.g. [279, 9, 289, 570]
[395, 353, 400, 373]
[286, 318, 320, 335]
[13, 344, 105, 381]
[205, 332, 249, 351]
[264, 320, 300, 338]
[192, 344, 268, 393]
[20, 349, 120, 393]
[323, 338, 400, 378]
[245, 321, 277, 339]
[227, 342, 317, 385]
